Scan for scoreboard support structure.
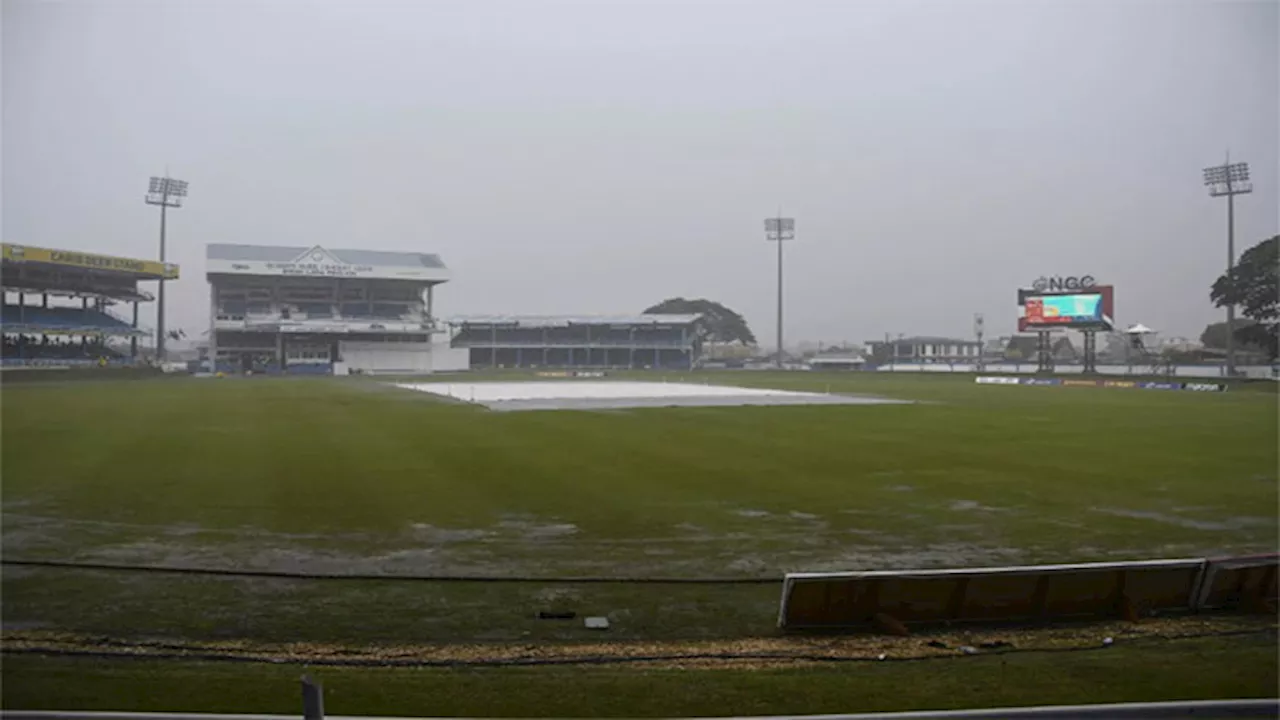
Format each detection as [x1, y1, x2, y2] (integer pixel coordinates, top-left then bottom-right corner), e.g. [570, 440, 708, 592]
[1035, 331, 1054, 374]
[1081, 329, 1099, 374]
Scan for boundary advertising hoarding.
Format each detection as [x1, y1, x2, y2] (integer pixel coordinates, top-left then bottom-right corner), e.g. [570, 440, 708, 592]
[778, 558, 1205, 630]
[974, 377, 1228, 392]
[778, 554, 1277, 632]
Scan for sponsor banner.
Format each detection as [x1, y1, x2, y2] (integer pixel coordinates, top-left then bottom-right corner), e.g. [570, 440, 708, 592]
[3, 243, 178, 279]
[537, 371, 570, 378]
[977, 377, 1229, 393]
[207, 249, 449, 282]
[1183, 382, 1227, 393]
[975, 376, 1020, 385]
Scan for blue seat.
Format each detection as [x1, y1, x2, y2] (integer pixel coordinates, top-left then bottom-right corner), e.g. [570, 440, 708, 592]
[2, 305, 134, 331]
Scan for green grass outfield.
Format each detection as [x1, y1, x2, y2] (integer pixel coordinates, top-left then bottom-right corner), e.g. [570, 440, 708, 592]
[2, 371, 1276, 713]
[4, 634, 1277, 716]
[2, 371, 1276, 643]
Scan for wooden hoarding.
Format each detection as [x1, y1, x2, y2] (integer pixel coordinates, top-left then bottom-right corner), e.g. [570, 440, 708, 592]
[779, 559, 1206, 630]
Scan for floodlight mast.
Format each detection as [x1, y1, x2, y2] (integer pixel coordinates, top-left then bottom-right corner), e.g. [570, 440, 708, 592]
[764, 215, 795, 369]
[1203, 157, 1251, 377]
[144, 176, 188, 363]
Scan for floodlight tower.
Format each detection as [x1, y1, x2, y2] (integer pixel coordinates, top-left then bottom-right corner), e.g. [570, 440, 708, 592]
[145, 176, 189, 363]
[764, 215, 795, 369]
[1203, 158, 1251, 377]
[974, 313, 985, 371]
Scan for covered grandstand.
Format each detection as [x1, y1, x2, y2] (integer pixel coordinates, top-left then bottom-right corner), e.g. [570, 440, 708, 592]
[207, 243, 467, 374]
[449, 314, 703, 369]
[2, 243, 175, 366]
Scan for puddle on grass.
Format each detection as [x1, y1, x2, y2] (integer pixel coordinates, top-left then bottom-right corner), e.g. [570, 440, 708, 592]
[409, 524, 493, 543]
[1093, 507, 1275, 532]
[10, 493, 1276, 583]
[949, 499, 1004, 512]
[787, 543, 1030, 572]
[727, 557, 769, 573]
[496, 520, 578, 539]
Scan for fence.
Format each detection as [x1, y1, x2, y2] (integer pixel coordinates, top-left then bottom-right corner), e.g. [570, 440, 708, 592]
[778, 554, 1278, 631]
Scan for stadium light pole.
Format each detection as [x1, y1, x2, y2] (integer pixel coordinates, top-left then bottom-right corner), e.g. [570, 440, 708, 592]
[1203, 158, 1251, 377]
[764, 215, 795, 369]
[145, 176, 188, 363]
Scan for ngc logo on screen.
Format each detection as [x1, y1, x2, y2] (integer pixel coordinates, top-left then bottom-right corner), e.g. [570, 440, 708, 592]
[1031, 275, 1096, 292]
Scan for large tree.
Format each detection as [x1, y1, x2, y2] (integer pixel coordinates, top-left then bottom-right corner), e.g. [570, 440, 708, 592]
[643, 298, 756, 345]
[1210, 235, 1278, 359]
[1199, 320, 1260, 351]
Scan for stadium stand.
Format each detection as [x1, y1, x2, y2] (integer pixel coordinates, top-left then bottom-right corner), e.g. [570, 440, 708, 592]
[2, 243, 172, 367]
[450, 314, 703, 369]
[206, 243, 465, 374]
[2, 306, 138, 333]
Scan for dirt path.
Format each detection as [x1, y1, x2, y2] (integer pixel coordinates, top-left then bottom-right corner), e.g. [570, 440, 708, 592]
[4, 615, 1273, 671]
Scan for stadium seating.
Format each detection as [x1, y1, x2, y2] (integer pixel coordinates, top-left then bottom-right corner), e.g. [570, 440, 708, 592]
[296, 302, 334, 318]
[2, 305, 136, 333]
[453, 326, 688, 347]
[2, 335, 122, 362]
[370, 303, 406, 319]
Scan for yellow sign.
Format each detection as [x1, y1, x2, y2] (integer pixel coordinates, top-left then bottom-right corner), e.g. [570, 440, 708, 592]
[2, 243, 178, 279]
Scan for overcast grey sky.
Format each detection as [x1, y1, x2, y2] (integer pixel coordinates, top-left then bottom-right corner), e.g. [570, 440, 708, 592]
[4, 0, 1277, 346]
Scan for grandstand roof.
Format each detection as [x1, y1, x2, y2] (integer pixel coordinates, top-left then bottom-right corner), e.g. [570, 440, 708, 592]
[450, 314, 702, 328]
[207, 244, 449, 282]
[208, 243, 446, 268]
[2, 243, 178, 281]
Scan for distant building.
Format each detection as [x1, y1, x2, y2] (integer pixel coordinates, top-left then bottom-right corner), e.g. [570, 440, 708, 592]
[1004, 335, 1077, 363]
[807, 354, 868, 371]
[702, 341, 756, 361]
[866, 336, 983, 364]
[449, 314, 702, 370]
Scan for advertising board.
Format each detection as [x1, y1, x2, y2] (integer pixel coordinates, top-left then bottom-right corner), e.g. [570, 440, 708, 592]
[1183, 382, 1227, 392]
[2, 243, 178, 279]
[974, 378, 1229, 393]
[778, 558, 1206, 630]
[975, 376, 1020, 385]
